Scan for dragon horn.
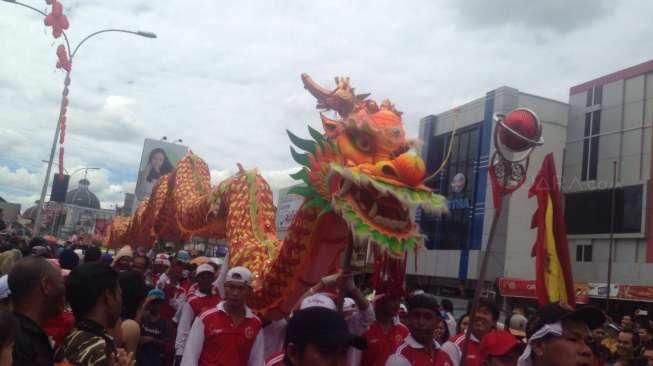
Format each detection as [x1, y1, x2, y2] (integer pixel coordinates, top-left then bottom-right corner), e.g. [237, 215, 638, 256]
[301, 73, 334, 100]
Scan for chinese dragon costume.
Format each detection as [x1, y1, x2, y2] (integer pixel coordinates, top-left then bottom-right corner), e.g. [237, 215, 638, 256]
[106, 74, 447, 319]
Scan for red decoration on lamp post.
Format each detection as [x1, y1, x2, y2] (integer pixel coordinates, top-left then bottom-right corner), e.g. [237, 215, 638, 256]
[2, 0, 157, 235]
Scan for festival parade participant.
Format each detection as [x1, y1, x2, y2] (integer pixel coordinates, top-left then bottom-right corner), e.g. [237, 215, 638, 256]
[180, 266, 263, 366]
[175, 263, 220, 362]
[479, 330, 525, 366]
[386, 293, 453, 366]
[283, 307, 367, 366]
[360, 292, 409, 366]
[441, 298, 499, 366]
[517, 303, 605, 366]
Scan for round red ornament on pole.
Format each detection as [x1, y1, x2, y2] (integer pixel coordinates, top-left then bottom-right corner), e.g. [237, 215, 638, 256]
[498, 108, 541, 152]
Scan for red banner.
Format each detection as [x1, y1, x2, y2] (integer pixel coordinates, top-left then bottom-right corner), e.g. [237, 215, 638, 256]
[498, 277, 589, 304]
[619, 285, 653, 301]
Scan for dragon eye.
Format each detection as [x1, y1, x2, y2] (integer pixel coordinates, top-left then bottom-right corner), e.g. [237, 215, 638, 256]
[348, 129, 375, 153]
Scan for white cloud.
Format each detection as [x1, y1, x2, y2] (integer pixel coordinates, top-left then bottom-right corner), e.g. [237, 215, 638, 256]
[0, 166, 42, 193]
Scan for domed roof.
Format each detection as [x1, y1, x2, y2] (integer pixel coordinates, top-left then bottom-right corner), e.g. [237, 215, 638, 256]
[66, 179, 101, 209]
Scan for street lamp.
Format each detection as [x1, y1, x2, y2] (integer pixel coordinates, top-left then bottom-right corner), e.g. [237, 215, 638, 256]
[2, 0, 157, 236]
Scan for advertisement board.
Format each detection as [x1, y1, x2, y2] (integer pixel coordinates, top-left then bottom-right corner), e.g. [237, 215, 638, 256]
[275, 185, 305, 239]
[133, 138, 188, 209]
[497, 277, 589, 304]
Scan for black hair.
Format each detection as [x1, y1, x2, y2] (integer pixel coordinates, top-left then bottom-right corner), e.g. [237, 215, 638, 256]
[441, 298, 454, 313]
[84, 246, 102, 262]
[29, 236, 47, 248]
[146, 148, 174, 182]
[475, 298, 500, 321]
[640, 323, 653, 335]
[8, 256, 54, 301]
[406, 293, 440, 313]
[66, 262, 119, 318]
[118, 270, 147, 320]
[620, 327, 640, 348]
[59, 248, 80, 270]
[457, 312, 470, 334]
[0, 309, 17, 347]
[436, 316, 451, 344]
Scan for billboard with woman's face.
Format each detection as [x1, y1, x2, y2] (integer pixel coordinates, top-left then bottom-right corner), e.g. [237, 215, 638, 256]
[134, 139, 188, 203]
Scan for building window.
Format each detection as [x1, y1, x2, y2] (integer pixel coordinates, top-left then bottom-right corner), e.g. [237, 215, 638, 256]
[586, 85, 603, 107]
[593, 85, 603, 105]
[581, 110, 600, 181]
[576, 245, 593, 262]
[564, 184, 643, 235]
[420, 123, 482, 250]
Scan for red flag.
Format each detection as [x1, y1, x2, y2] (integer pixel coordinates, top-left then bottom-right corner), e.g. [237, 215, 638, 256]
[528, 153, 576, 306]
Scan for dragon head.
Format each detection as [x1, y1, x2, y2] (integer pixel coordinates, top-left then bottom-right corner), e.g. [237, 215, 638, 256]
[287, 74, 446, 255]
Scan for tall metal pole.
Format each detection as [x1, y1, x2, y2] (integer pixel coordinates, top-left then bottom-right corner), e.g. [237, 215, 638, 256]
[605, 160, 617, 314]
[460, 209, 501, 362]
[33, 71, 69, 236]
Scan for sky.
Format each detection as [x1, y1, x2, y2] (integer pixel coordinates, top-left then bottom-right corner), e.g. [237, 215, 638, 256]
[1, 0, 652, 211]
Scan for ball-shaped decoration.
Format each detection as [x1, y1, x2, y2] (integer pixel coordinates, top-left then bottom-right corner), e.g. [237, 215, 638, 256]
[498, 108, 541, 152]
[389, 152, 425, 187]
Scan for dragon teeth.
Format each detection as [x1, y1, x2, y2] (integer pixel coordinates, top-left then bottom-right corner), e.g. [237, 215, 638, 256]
[369, 202, 378, 218]
[337, 180, 352, 196]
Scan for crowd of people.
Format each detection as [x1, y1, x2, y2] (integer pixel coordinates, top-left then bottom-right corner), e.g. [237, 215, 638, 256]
[1, 233, 653, 366]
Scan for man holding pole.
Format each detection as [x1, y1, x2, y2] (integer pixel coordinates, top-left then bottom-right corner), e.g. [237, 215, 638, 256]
[386, 293, 453, 366]
[441, 298, 498, 366]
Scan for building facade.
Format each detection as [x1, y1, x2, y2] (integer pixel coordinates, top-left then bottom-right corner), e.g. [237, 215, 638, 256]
[410, 86, 569, 299]
[563, 60, 653, 303]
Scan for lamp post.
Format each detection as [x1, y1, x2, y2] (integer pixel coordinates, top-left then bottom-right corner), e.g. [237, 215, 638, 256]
[2, 0, 157, 236]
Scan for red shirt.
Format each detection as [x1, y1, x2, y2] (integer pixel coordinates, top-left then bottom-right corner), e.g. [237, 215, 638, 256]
[387, 335, 453, 366]
[188, 292, 221, 316]
[441, 333, 481, 366]
[361, 321, 409, 366]
[180, 301, 264, 366]
[161, 284, 186, 319]
[43, 310, 74, 347]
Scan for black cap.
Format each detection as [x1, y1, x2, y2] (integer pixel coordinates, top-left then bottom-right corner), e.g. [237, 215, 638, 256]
[285, 307, 366, 351]
[526, 303, 606, 339]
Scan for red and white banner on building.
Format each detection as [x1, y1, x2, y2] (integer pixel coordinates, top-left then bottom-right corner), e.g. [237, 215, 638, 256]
[498, 277, 653, 303]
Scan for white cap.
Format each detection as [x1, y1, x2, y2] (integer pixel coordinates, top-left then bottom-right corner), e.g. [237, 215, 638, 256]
[300, 293, 336, 310]
[343, 297, 357, 313]
[196, 263, 216, 275]
[209, 257, 224, 266]
[154, 253, 171, 267]
[225, 266, 252, 286]
[399, 304, 408, 313]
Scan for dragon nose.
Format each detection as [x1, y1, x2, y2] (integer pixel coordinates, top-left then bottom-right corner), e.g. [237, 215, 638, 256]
[374, 152, 425, 187]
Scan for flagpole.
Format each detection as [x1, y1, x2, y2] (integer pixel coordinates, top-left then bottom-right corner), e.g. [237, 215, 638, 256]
[460, 209, 501, 360]
[460, 108, 542, 363]
[605, 160, 617, 314]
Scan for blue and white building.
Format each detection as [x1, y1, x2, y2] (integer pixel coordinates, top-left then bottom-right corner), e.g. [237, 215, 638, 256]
[409, 86, 568, 298]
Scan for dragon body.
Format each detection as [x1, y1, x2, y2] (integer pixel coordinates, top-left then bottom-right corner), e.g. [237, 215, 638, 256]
[107, 75, 446, 319]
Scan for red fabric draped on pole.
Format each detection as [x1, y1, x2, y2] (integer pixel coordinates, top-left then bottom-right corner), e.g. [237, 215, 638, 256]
[528, 153, 576, 307]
